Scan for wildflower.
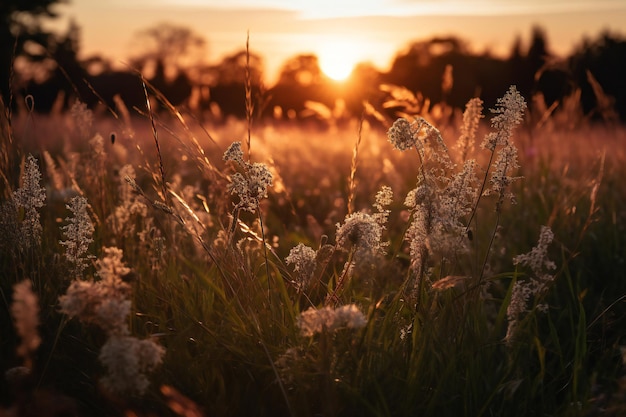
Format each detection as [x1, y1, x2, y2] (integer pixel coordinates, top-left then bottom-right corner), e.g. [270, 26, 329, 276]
[485, 141, 520, 209]
[513, 226, 556, 282]
[405, 203, 430, 284]
[334, 304, 368, 330]
[13, 154, 46, 249]
[226, 163, 273, 213]
[438, 159, 478, 233]
[58, 246, 165, 395]
[285, 243, 317, 290]
[107, 164, 148, 236]
[223, 141, 245, 165]
[98, 247, 132, 282]
[70, 100, 93, 139]
[387, 118, 415, 151]
[456, 97, 483, 160]
[373, 185, 393, 227]
[59, 247, 132, 335]
[58, 274, 131, 335]
[11, 280, 41, 365]
[224, 141, 273, 213]
[60, 196, 95, 279]
[481, 86, 526, 151]
[336, 212, 383, 256]
[504, 281, 532, 344]
[98, 334, 165, 395]
[505, 226, 557, 345]
[297, 304, 367, 337]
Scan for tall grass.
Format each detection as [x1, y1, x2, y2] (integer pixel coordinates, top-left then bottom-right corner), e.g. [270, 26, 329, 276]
[1, 79, 625, 417]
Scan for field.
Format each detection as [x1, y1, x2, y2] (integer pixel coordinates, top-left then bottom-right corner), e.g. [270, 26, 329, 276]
[1, 86, 626, 417]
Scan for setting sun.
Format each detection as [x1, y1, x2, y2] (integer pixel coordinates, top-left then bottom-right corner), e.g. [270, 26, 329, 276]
[317, 39, 363, 81]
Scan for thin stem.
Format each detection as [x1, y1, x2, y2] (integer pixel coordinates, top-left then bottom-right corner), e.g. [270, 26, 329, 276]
[326, 248, 354, 306]
[142, 79, 169, 204]
[257, 208, 272, 306]
[477, 210, 501, 289]
[465, 148, 495, 233]
[245, 31, 253, 162]
[348, 113, 364, 215]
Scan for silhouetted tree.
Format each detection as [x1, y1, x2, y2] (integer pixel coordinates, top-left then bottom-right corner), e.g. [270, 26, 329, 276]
[130, 22, 206, 80]
[569, 31, 626, 121]
[0, 0, 64, 107]
[342, 62, 384, 116]
[128, 22, 206, 107]
[384, 36, 510, 112]
[202, 49, 264, 118]
[268, 54, 337, 119]
[21, 20, 93, 112]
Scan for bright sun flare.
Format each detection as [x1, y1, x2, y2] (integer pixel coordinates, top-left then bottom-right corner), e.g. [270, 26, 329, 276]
[318, 40, 362, 81]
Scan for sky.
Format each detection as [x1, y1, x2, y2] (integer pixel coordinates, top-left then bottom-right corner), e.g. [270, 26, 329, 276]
[48, 0, 626, 84]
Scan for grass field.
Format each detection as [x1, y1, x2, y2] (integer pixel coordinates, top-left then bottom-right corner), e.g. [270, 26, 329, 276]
[1, 85, 625, 417]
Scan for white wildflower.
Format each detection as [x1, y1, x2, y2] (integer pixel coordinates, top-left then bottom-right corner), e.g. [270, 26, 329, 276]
[505, 226, 557, 345]
[285, 243, 317, 290]
[387, 118, 416, 151]
[13, 154, 46, 249]
[71, 100, 94, 139]
[60, 196, 95, 279]
[481, 86, 526, 151]
[373, 185, 393, 227]
[98, 335, 165, 395]
[456, 97, 483, 160]
[11, 280, 41, 363]
[223, 141, 245, 165]
[297, 304, 367, 337]
[336, 211, 383, 258]
[224, 141, 273, 213]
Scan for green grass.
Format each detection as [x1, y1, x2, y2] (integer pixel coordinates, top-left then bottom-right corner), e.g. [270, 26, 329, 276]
[1, 88, 625, 417]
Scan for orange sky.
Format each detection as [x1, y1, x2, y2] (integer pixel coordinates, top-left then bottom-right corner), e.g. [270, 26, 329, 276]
[49, 0, 626, 83]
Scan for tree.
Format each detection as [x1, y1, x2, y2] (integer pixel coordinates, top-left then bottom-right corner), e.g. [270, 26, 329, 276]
[0, 0, 64, 106]
[277, 54, 324, 87]
[569, 31, 626, 121]
[129, 22, 206, 81]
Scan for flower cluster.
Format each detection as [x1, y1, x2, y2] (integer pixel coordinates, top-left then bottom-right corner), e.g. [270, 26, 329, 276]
[224, 141, 273, 213]
[505, 226, 557, 345]
[13, 155, 46, 249]
[387, 116, 443, 153]
[481, 85, 527, 151]
[456, 97, 484, 160]
[297, 304, 367, 337]
[336, 211, 384, 260]
[373, 185, 393, 227]
[107, 164, 149, 237]
[98, 334, 165, 395]
[10, 280, 41, 366]
[70, 100, 94, 139]
[59, 247, 132, 335]
[387, 118, 416, 151]
[59, 247, 165, 395]
[285, 243, 317, 291]
[60, 196, 95, 278]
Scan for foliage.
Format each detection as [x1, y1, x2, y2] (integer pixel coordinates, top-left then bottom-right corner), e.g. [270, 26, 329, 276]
[0, 80, 625, 417]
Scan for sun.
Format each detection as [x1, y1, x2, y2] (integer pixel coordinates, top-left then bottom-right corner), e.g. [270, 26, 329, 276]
[318, 39, 362, 82]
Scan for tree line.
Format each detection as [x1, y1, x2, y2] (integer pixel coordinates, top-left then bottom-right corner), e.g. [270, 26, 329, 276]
[2, 1, 625, 123]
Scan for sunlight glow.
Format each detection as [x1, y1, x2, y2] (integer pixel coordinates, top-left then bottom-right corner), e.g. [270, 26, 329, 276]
[317, 39, 364, 81]
[149, 0, 626, 17]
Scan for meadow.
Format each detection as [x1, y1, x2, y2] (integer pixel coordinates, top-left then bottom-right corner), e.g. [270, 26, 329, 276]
[1, 83, 625, 417]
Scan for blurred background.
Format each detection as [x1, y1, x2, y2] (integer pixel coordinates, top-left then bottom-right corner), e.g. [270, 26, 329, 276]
[2, 0, 625, 123]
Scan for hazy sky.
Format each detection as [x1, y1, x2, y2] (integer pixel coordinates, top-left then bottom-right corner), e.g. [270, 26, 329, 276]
[50, 0, 626, 83]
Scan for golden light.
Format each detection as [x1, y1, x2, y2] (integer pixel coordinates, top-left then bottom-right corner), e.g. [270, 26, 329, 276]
[317, 39, 364, 82]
